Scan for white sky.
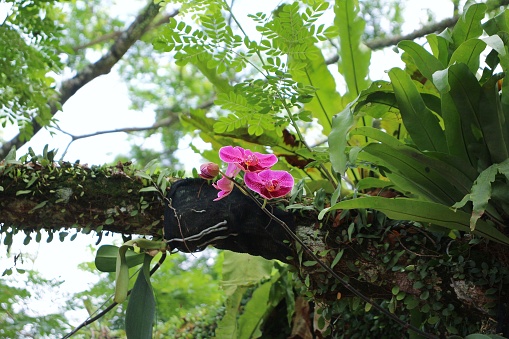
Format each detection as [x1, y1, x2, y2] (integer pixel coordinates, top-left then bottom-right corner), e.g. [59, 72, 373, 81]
[0, 0, 459, 330]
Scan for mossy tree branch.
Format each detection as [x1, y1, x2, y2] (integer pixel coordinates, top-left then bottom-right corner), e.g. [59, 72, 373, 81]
[1, 162, 508, 334]
[0, 161, 167, 238]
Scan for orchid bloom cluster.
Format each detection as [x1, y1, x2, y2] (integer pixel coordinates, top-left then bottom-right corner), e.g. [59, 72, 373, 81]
[199, 146, 294, 201]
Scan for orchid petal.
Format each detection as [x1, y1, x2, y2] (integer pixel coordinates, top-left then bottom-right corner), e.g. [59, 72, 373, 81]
[225, 163, 241, 177]
[219, 146, 244, 163]
[212, 176, 235, 201]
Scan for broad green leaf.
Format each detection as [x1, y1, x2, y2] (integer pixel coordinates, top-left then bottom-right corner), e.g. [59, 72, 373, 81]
[479, 75, 509, 163]
[221, 251, 273, 296]
[356, 177, 392, 191]
[426, 33, 450, 66]
[289, 43, 342, 135]
[238, 277, 278, 339]
[483, 10, 509, 36]
[351, 126, 403, 148]
[95, 245, 145, 272]
[334, 0, 371, 103]
[351, 127, 477, 203]
[398, 40, 444, 81]
[481, 35, 506, 56]
[444, 63, 490, 166]
[440, 92, 474, 165]
[320, 197, 509, 245]
[125, 254, 155, 339]
[451, 3, 487, 48]
[449, 39, 487, 74]
[355, 141, 473, 204]
[139, 186, 159, 193]
[214, 286, 246, 339]
[388, 68, 447, 152]
[4, 146, 16, 162]
[454, 159, 509, 230]
[329, 101, 355, 174]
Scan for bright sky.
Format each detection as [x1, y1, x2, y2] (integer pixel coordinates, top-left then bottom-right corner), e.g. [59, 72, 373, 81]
[0, 0, 459, 330]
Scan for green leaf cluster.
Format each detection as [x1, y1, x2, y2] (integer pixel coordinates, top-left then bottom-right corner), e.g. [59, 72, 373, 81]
[328, 3, 509, 244]
[1, 0, 64, 139]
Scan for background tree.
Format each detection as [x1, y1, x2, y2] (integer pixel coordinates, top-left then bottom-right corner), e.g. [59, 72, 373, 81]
[2, 0, 509, 337]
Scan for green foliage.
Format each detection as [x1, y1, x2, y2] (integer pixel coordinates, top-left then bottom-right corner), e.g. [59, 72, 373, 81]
[327, 3, 509, 246]
[95, 244, 145, 272]
[0, 265, 70, 338]
[58, 0, 126, 70]
[154, 0, 340, 144]
[0, 0, 64, 139]
[335, 0, 371, 103]
[7, 0, 509, 337]
[125, 254, 156, 339]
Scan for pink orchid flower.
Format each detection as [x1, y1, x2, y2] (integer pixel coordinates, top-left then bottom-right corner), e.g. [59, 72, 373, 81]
[219, 146, 277, 172]
[212, 163, 241, 201]
[244, 170, 294, 199]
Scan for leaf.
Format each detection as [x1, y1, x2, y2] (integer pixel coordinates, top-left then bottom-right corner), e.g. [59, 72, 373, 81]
[453, 159, 509, 230]
[451, 3, 487, 48]
[135, 172, 152, 180]
[114, 245, 131, 303]
[356, 177, 392, 191]
[388, 68, 447, 152]
[16, 190, 32, 196]
[478, 75, 509, 164]
[483, 10, 509, 36]
[440, 92, 473, 164]
[398, 40, 444, 82]
[331, 249, 344, 269]
[4, 146, 16, 162]
[328, 101, 355, 174]
[334, 0, 371, 102]
[426, 33, 451, 66]
[139, 186, 159, 193]
[221, 251, 273, 296]
[289, 43, 342, 135]
[125, 254, 155, 339]
[29, 200, 47, 213]
[353, 139, 473, 205]
[238, 278, 276, 339]
[321, 197, 509, 245]
[95, 245, 145, 272]
[214, 286, 245, 338]
[442, 63, 490, 165]
[449, 39, 487, 74]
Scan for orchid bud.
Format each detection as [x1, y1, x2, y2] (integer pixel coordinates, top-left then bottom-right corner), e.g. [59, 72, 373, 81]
[199, 162, 219, 179]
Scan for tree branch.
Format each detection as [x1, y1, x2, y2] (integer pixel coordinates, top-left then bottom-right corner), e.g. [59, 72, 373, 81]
[1, 164, 507, 333]
[0, 2, 170, 160]
[71, 10, 179, 52]
[326, 0, 509, 64]
[56, 115, 180, 160]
